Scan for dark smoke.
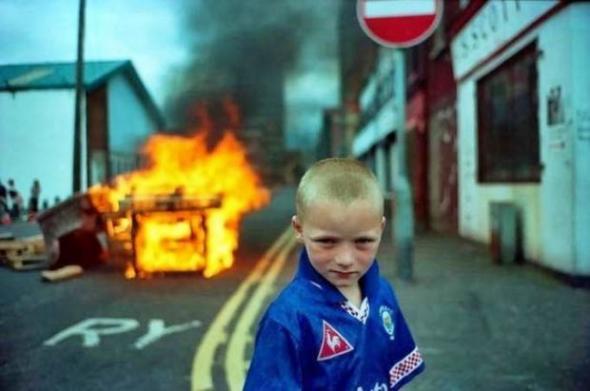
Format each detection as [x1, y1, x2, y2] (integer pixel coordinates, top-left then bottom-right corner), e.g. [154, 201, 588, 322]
[164, 0, 340, 139]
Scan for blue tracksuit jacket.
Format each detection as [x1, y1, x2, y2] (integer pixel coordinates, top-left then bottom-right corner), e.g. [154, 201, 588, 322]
[244, 249, 424, 390]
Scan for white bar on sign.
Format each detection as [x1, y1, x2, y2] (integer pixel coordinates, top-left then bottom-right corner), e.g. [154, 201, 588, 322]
[364, 0, 435, 18]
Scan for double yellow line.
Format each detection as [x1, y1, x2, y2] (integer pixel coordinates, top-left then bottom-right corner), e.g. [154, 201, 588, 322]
[191, 227, 298, 391]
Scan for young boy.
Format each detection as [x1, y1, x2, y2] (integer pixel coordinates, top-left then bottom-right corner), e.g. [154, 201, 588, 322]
[244, 158, 424, 390]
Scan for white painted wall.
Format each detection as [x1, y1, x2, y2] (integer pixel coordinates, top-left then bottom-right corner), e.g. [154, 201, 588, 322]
[570, 3, 590, 274]
[536, 7, 576, 273]
[454, 3, 590, 275]
[107, 74, 159, 154]
[0, 90, 80, 206]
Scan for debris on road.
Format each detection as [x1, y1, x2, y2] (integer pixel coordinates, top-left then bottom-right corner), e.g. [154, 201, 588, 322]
[40, 264, 83, 282]
[0, 233, 47, 270]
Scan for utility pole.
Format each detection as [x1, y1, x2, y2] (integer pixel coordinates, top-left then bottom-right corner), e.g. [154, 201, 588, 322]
[393, 49, 414, 281]
[73, 0, 86, 193]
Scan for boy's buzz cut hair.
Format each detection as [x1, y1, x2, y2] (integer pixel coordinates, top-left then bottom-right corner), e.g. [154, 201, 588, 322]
[295, 157, 384, 219]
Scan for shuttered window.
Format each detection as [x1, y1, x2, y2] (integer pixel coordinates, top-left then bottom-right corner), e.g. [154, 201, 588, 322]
[477, 42, 541, 183]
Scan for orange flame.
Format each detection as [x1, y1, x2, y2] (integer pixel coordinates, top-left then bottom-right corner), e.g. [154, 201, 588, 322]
[90, 101, 269, 278]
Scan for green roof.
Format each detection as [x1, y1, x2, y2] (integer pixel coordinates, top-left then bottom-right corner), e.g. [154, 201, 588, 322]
[0, 60, 164, 127]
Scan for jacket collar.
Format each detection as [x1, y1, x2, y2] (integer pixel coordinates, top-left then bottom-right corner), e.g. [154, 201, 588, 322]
[295, 248, 381, 304]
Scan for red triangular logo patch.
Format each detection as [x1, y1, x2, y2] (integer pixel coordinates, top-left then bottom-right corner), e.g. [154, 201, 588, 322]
[317, 320, 354, 361]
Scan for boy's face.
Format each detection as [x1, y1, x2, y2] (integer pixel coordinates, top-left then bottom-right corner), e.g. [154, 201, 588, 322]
[292, 198, 385, 292]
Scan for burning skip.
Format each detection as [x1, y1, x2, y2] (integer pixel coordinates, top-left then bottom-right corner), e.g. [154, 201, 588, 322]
[88, 129, 269, 278]
[82, 105, 270, 278]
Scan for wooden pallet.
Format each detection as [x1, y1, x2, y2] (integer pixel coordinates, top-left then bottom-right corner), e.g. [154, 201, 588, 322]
[0, 234, 48, 270]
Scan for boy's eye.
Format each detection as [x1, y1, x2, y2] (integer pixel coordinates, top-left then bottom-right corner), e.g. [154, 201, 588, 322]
[314, 238, 336, 246]
[355, 238, 375, 245]
[315, 238, 337, 245]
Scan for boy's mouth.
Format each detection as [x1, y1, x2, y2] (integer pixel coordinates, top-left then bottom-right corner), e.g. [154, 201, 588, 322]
[331, 271, 357, 279]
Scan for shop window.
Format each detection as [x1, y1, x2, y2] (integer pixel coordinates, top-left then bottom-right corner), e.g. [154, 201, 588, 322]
[477, 42, 540, 183]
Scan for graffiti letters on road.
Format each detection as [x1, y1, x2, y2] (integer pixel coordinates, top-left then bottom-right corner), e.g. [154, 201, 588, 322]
[44, 318, 201, 350]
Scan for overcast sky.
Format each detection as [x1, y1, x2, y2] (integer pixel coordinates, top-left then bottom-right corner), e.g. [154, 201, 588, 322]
[0, 0, 340, 149]
[0, 0, 188, 107]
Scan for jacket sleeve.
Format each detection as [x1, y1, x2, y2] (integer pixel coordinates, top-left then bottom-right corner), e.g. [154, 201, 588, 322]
[243, 315, 302, 390]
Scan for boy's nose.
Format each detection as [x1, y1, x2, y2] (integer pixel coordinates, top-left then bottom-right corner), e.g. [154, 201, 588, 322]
[334, 247, 355, 269]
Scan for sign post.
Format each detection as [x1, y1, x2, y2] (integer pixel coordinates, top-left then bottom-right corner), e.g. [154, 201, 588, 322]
[356, 0, 442, 281]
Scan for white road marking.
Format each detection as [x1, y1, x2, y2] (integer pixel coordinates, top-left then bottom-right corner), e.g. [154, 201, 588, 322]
[44, 318, 139, 348]
[191, 227, 294, 391]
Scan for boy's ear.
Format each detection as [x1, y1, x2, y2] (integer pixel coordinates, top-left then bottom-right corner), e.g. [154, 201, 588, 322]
[291, 215, 303, 241]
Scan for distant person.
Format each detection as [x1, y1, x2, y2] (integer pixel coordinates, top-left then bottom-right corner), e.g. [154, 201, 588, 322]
[244, 158, 424, 390]
[28, 179, 41, 220]
[0, 179, 9, 224]
[40, 202, 107, 282]
[7, 179, 24, 222]
[7, 178, 15, 192]
[0, 179, 6, 200]
[7, 178, 17, 201]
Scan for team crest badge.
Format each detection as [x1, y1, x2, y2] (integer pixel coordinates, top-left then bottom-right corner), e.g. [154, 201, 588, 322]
[379, 306, 395, 339]
[317, 320, 354, 361]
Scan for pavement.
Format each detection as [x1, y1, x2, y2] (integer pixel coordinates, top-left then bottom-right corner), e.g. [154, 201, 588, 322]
[375, 228, 590, 391]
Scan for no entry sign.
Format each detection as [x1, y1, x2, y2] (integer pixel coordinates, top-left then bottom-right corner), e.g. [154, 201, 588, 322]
[357, 0, 443, 48]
